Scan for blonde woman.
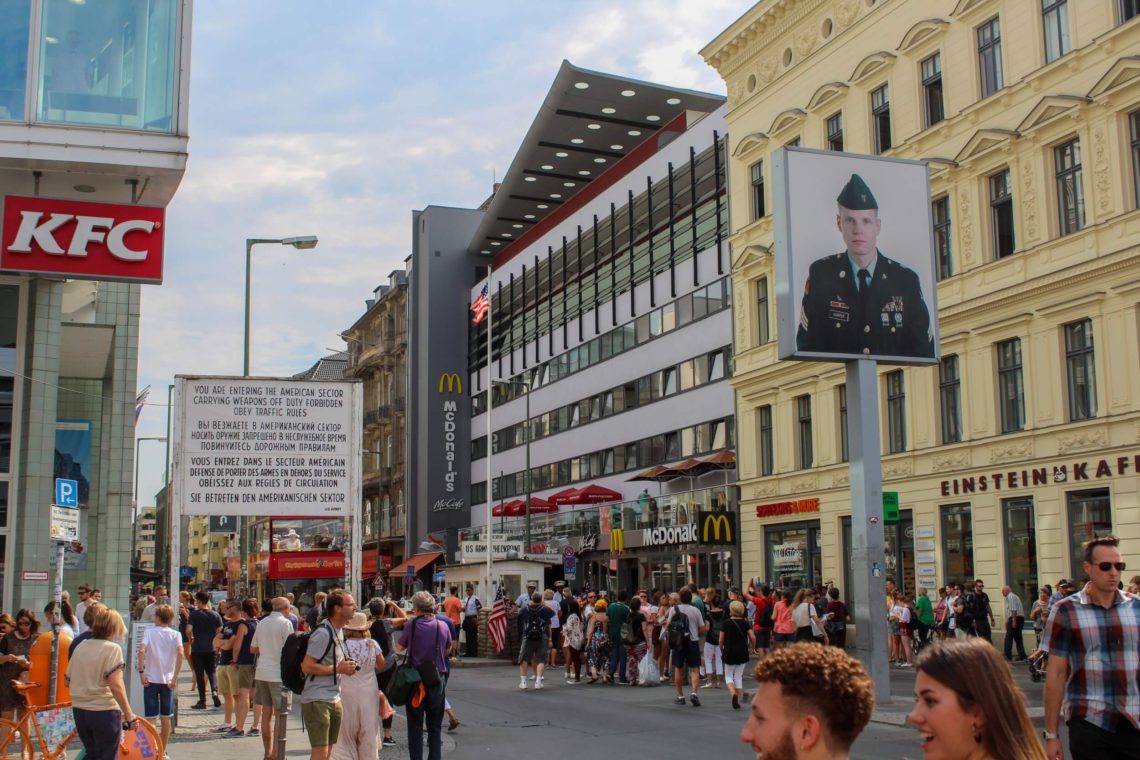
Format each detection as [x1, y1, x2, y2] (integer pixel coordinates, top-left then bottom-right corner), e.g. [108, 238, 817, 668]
[331, 612, 385, 760]
[719, 601, 754, 710]
[66, 609, 138, 760]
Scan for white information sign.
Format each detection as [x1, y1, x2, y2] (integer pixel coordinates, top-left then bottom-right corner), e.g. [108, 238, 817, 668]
[175, 377, 361, 516]
[460, 541, 524, 561]
[49, 506, 79, 542]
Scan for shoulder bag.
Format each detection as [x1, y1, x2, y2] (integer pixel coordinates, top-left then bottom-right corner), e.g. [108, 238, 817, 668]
[386, 620, 424, 707]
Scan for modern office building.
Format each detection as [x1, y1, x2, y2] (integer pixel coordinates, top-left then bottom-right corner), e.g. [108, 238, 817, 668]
[133, 507, 157, 571]
[703, 0, 1140, 617]
[0, 1, 192, 612]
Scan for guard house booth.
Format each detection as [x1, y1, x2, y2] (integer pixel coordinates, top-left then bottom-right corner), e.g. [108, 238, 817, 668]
[246, 516, 346, 615]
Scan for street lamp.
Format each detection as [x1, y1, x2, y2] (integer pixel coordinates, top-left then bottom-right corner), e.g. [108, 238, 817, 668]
[244, 236, 319, 376]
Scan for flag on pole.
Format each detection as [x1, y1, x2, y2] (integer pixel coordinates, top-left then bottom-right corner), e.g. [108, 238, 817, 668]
[471, 283, 489, 324]
[487, 583, 508, 653]
[134, 386, 151, 425]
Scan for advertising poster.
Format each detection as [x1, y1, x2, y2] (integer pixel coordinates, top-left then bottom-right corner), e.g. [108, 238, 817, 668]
[773, 147, 939, 365]
[54, 420, 91, 506]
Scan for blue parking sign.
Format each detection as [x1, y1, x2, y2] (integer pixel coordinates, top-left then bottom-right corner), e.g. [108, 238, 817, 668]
[55, 479, 78, 508]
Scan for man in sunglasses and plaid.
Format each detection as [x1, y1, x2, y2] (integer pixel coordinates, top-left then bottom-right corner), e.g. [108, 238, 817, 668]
[1040, 535, 1140, 760]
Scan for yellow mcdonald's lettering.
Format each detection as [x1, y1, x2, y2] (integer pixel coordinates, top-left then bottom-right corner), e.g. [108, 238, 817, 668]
[610, 529, 624, 553]
[702, 513, 732, 543]
[438, 373, 463, 394]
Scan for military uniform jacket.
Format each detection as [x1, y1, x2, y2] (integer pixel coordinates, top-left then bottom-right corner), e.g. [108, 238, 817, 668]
[796, 251, 934, 358]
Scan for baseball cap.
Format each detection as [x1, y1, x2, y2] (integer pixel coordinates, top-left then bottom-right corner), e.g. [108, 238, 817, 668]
[554, 580, 565, 588]
[527, 581, 537, 588]
[1058, 578, 1074, 587]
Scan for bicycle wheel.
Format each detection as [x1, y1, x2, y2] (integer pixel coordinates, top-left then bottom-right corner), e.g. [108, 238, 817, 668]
[120, 718, 162, 760]
[0, 719, 33, 760]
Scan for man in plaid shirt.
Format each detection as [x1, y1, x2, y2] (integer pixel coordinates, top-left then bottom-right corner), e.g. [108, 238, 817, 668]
[1041, 535, 1139, 760]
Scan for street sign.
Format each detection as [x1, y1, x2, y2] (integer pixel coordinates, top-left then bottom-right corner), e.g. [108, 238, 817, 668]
[208, 515, 238, 534]
[883, 492, 899, 523]
[55, 479, 78, 508]
[21, 570, 48, 582]
[406, 563, 415, 580]
[49, 505, 80, 542]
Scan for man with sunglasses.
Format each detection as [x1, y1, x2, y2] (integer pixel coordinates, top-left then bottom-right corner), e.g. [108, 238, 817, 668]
[74, 585, 91, 635]
[1041, 535, 1140, 760]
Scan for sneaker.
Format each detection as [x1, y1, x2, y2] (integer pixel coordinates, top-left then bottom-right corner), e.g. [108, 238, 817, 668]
[248, 728, 260, 737]
[519, 679, 528, 690]
[899, 662, 912, 668]
[732, 693, 740, 710]
[534, 678, 544, 690]
[690, 694, 701, 707]
[190, 702, 207, 710]
[528, 674, 536, 680]
[212, 725, 232, 733]
[674, 696, 686, 705]
[224, 728, 245, 738]
[382, 737, 397, 747]
[212, 696, 222, 707]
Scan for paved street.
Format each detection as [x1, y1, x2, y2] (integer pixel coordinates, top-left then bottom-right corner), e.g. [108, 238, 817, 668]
[168, 655, 1070, 760]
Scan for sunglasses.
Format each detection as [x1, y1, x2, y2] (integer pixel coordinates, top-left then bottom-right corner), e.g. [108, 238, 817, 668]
[16, 620, 30, 627]
[1094, 561, 1126, 572]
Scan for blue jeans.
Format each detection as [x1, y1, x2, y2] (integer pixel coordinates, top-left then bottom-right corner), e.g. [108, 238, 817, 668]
[608, 639, 628, 681]
[405, 680, 445, 760]
[143, 683, 173, 718]
[73, 708, 121, 760]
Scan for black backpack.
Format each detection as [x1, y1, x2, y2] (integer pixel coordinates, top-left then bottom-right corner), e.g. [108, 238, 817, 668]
[280, 623, 335, 695]
[667, 608, 691, 650]
[758, 600, 774, 629]
[524, 607, 546, 641]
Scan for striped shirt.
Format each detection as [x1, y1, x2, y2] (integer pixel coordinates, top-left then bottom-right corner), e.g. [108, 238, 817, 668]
[1040, 585, 1140, 731]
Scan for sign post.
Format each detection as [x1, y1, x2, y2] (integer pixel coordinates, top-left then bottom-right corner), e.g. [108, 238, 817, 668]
[48, 478, 77, 703]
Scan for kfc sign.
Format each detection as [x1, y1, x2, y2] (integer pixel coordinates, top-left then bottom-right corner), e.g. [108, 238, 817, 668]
[1, 196, 164, 283]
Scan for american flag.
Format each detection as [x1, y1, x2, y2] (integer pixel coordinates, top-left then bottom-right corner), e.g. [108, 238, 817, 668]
[487, 583, 508, 653]
[471, 283, 489, 325]
[134, 386, 150, 426]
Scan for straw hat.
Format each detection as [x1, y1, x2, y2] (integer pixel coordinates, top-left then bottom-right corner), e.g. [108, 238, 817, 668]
[344, 612, 369, 631]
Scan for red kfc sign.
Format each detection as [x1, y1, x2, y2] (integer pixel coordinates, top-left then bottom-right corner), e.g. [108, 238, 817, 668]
[1, 195, 164, 283]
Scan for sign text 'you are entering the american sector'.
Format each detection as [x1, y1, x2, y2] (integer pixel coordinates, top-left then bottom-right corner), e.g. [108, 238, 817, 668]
[175, 377, 361, 517]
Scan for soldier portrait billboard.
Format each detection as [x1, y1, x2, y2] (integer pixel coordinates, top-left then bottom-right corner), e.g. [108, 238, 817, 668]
[773, 147, 939, 365]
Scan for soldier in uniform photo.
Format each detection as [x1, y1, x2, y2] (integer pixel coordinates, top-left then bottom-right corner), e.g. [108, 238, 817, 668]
[795, 173, 935, 358]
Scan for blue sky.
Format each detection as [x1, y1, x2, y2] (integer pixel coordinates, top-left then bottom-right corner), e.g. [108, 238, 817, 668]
[134, 0, 754, 506]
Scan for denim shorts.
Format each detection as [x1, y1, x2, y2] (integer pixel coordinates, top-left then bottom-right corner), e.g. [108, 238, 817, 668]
[143, 683, 173, 718]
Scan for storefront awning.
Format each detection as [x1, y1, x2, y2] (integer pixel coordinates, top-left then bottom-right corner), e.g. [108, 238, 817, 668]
[389, 552, 443, 577]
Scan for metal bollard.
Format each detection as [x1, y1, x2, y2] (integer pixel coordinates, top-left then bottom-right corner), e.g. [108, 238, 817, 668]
[276, 685, 289, 759]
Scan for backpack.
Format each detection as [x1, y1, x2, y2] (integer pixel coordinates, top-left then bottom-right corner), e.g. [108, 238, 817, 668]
[280, 623, 335, 695]
[758, 600, 775, 629]
[667, 608, 691, 650]
[524, 607, 546, 641]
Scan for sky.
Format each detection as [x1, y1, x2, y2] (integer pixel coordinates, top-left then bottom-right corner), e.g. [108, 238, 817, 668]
[133, 0, 755, 507]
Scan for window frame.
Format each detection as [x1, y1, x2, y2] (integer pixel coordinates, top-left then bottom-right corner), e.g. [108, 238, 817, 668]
[756, 276, 770, 345]
[796, 394, 813, 470]
[939, 354, 962, 445]
[921, 52, 944, 129]
[886, 370, 906, 454]
[826, 112, 844, 152]
[989, 168, 1016, 259]
[977, 16, 1004, 99]
[758, 404, 774, 476]
[1041, 0, 1070, 64]
[1064, 319, 1096, 421]
[932, 195, 952, 280]
[871, 83, 892, 154]
[837, 384, 848, 463]
[997, 337, 1026, 433]
[1054, 137, 1085, 236]
[1131, 110, 1140, 209]
[750, 160, 765, 221]
[1123, 0, 1140, 23]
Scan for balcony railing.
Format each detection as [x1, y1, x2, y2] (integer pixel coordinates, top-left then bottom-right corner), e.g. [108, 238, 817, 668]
[363, 406, 391, 427]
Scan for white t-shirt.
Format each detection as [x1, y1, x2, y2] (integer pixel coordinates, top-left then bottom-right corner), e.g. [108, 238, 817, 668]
[251, 612, 295, 683]
[668, 604, 704, 641]
[946, 595, 958, 630]
[792, 602, 814, 628]
[545, 600, 560, 628]
[74, 601, 89, 635]
[141, 625, 182, 684]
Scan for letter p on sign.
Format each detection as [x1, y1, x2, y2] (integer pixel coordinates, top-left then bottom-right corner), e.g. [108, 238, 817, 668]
[55, 478, 78, 508]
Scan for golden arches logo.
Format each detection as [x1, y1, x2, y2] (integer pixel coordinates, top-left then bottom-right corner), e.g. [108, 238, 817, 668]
[701, 513, 733, 544]
[609, 529, 624, 553]
[438, 373, 463, 394]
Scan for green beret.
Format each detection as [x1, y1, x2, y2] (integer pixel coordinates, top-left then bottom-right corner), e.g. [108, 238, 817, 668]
[836, 173, 878, 210]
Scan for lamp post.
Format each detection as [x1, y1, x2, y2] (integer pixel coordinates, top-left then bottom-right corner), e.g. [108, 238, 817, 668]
[244, 236, 318, 377]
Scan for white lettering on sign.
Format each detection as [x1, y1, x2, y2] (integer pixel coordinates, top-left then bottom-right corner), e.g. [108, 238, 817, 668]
[443, 400, 456, 492]
[432, 498, 463, 512]
[771, 543, 804, 568]
[8, 211, 157, 261]
[644, 523, 697, 547]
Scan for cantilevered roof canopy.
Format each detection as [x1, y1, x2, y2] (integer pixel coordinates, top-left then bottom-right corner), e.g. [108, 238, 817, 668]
[469, 60, 724, 258]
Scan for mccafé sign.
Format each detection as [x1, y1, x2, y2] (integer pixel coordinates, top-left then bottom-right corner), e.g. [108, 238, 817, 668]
[1, 196, 165, 284]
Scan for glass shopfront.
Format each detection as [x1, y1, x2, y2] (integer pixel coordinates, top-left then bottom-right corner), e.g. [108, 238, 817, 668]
[940, 503, 974, 584]
[764, 521, 821, 590]
[1002, 496, 1038, 615]
[1067, 489, 1111, 582]
[841, 510, 915, 607]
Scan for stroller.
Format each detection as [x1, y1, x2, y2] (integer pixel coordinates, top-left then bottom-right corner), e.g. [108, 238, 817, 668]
[1027, 650, 1048, 682]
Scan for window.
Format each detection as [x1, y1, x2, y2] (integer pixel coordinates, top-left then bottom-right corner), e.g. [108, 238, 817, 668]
[933, 196, 952, 280]
[1124, 0, 1140, 23]
[941, 504, 974, 583]
[886, 370, 906, 453]
[758, 405, 774, 476]
[756, 277, 770, 344]
[837, 384, 848, 463]
[921, 53, 944, 128]
[990, 169, 1015, 259]
[1042, 0, 1070, 63]
[785, 137, 801, 148]
[796, 395, 813, 469]
[1054, 138, 1085, 235]
[1131, 111, 1140, 208]
[997, 338, 1025, 433]
[826, 112, 843, 151]
[939, 355, 962, 444]
[1064, 319, 1096, 420]
[1067, 490, 1111, 582]
[750, 161, 765, 220]
[0, 1, 31, 121]
[977, 17, 1003, 98]
[1003, 496, 1039, 617]
[871, 84, 891, 154]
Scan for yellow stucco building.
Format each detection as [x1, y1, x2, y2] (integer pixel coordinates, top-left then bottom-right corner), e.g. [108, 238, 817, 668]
[703, 0, 1140, 615]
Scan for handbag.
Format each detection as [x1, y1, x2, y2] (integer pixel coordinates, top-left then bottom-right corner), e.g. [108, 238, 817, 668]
[386, 655, 421, 707]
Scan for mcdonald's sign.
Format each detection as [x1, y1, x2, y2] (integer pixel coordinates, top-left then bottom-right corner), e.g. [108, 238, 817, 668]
[698, 511, 736, 546]
[438, 372, 463, 394]
[609, 528, 624, 553]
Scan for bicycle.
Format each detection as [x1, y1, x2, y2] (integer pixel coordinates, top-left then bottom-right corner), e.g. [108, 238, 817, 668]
[0, 682, 162, 760]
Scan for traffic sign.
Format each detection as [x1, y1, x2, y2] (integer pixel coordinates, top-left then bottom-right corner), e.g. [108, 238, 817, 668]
[55, 479, 78, 508]
[21, 570, 48, 582]
[50, 505, 80, 542]
[883, 492, 900, 524]
[406, 563, 415, 580]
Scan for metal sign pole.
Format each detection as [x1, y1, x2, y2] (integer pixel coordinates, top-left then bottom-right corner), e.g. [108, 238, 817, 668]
[48, 540, 65, 703]
[276, 686, 289, 758]
[846, 358, 890, 703]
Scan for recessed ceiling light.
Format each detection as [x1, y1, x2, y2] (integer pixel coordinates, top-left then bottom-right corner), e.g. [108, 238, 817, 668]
[491, 241, 501, 246]
[541, 164, 553, 170]
[621, 89, 636, 97]
[524, 214, 535, 219]
[481, 250, 490, 254]
[73, 184, 96, 193]
[666, 97, 681, 105]
[594, 157, 606, 163]
[512, 224, 523, 229]
[646, 115, 661, 122]
[550, 193, 562, 199]
[602, 107, 616, 114]
[587, 123, 601, 130]
[563, 182, 575, 187]
[525, 176, 537, 182]
[570, 138, 584, 144]
[537, 204, 548, 209]
[628, 130, 641, 136]
[555, 151, 568, 157]
[578, 170, 590, 176]
[574, 82, 589, 89]
[502, 233, 512, 237]
[610, 144, 623, 150]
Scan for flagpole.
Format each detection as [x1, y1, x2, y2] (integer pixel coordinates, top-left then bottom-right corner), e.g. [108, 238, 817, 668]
[484, 262, 494, 607]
